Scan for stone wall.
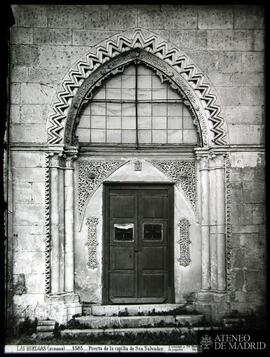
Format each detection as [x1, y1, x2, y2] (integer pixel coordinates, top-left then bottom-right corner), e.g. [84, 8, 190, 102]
[9, 4, 265, 321]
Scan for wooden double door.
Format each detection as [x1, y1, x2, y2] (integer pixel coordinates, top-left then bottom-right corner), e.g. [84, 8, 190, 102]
[103, 183, 174, 304]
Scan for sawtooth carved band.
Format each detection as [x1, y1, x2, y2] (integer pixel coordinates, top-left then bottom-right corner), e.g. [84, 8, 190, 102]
[47, 29, 226, 147]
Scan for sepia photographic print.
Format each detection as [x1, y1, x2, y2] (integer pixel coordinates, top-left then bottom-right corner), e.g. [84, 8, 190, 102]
[1, 1, 268, 354]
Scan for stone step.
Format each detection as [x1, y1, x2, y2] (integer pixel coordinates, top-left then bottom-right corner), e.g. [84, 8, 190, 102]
[61, 326, 221, 337]
[75, 314, 204, 329]
[83, 304, 190, 316]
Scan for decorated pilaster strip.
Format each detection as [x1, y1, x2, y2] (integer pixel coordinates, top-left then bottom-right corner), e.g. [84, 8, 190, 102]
[44, 153, 51, 294]
[86, 217, 99, 269]
[225, 154, 232, 291]
[178, 218, 191, 267]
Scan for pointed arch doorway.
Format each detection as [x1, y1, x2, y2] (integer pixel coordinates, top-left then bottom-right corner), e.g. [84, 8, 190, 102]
[44, 29, 229, 322]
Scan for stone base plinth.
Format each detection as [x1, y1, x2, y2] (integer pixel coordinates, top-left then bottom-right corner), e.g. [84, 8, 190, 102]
[194, 290, 230, 323]
[46, 293, 82, 325]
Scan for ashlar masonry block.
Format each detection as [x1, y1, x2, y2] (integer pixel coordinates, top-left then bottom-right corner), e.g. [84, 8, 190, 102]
[198, 6, 233, 29]
[37, 45, 89, 68]
[207, 30, 253, 51]
[11, 45, 39, 66]
[170, 30, 207, 50]
[13, 203, 44, 225]
[33, 28, 72, 45]
[72, 30, 116, 46]
[21, 83, 55, 105]
[12, 5, 47, 27]
[10, 123, 47, 143]
[12, 151, 44, 168]
[13, 252, 45, 274]
[10, 27, 33, 45]
[233, 5, 264, 29]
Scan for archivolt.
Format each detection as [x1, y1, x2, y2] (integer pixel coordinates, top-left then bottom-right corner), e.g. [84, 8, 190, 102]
[47, 28, 227, 147]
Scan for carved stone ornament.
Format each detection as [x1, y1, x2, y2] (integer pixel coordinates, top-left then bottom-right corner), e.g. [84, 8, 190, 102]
[225, 154, 232, 291]
[134, 160, 142, 171]
[44, 153, 51, 294]
[47, 28, 226, 146]
[178, 218, 191, 267]
[86, 217, 99, 269]
[150, 160, 197, 212]
[78, 160, 126, 218]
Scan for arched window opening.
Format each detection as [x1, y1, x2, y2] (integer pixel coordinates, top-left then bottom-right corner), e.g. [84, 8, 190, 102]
[76, 63, 199, 147]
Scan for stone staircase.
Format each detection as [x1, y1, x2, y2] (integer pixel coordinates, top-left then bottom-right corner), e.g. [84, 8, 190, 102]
[60, 304, 215, 338]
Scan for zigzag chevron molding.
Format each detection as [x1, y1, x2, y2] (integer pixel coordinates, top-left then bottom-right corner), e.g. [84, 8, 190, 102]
[47, 29, 226, 146]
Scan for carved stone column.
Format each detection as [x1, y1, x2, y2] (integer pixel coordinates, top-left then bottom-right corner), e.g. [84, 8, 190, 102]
[64, 154, 76, 292]
[208, 154, 218, 291]
[49, 153, 61, 294]
[199, 156, 210, 291]
[215, 155, 226, 291]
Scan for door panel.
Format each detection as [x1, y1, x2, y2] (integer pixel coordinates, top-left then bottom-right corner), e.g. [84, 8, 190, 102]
[104, 184, 173, 304]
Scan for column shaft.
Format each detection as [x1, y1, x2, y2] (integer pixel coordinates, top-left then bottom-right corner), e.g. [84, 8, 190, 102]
[200, 158, 210, 290]
[64, 165, 74, 292]
[216, 164, 226, 291]
[50, 164, 60, 294]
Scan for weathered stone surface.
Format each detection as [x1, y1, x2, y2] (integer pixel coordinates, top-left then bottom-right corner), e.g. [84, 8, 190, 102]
[185, 51, 219, 74]
[28, 68, 68, 85]
[218, 87, 241, 106]
[231, 249, 245, 269]
[10, 123, 46, 143]
[216, 52, 242, 73]
[207, 30, 253, 51]
[11, 27, 33, 45]
[13, 225, 45, 235]
[242, 181, 264, 203]
[11, 45, 39, 66]
[33, 28, 72, 45]
[233, 5, 264, 29]
[230, 270, 245, 291]
[12, 5, 47, 27]
[254, 30, 264, 51]
[13, 252, 45, 274]
[13, 204, 44, 226]
[10, 66, 29, 83]
[105, 8, 137, 30]
[13, 274, 27, 295]
[10, 83, 21, 104]
[12, 167, 45, 182]
[25, 273, 46, 293]
[170, 30, 207, 50]
[72, 30, 115, 46]
[137, 8, 197, 29]
[46, 5, 85, 29]
[242, 52, 264, 73]
[13, 182, 32, 202]
[12, 151, 44, 168]
[37, 45, 89, 68]
[10, 105, 21, 123]
[19, 104, 49, 124]
[13, 233, 46, 252]
[228, 124, 263, 145]
[31, 182, 46, 204]
[21, 83, 55, 105]
[198, 6, 233, 29]
[252, 204, 265, 224]
[245, 270, 265, 292]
